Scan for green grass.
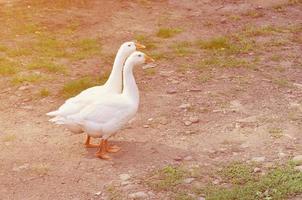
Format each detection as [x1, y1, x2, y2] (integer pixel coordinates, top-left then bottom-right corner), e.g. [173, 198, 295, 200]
[6, 47, 33, 57]
[147, 165, 186, 191]
[172, 41, 194, 57]
[273, 78, 291, 87]
[11, 73, 44, 85]
[61, 76, 107, 98]
[0, 58, 20, 75]
[196, 163, 302, 200]
[135, 34, 157, 50]
[220, 162, 254, 184]
[198, 56, 250, 69]
[157, 27, 182, 38]
[27, 59, 66, 73]
[69, 38, 101, 60]
[198, 37, 231, 50]
[39, 88, 50, 97]
[269, 127, 283, 138]
[2, 134, 17, 142]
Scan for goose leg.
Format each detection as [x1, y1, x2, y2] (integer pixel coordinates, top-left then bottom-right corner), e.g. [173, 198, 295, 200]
[84, 135, 99, 148]
[105, 140, 121, 153]
[95, 139, 111, 160]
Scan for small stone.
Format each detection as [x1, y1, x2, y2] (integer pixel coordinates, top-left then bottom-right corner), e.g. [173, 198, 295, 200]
[166, 88, 177, 94]
[197, 197, 206, 200]
[189, 116, 199, 123]
[253, 167, 261, 173]
[240, 143, 249, 149]
[20, 105, 33, 110]
[147, 118, 153, 122]
[179, 103, 191, 109]
[147, 191, 155, 197]
[128, 191, 148, 199]
[94, 191, 102, 196]
[158, 117, 168, 125]
[212, 179, 220, 185]
[18, 86, 31, 91]
[121, 181, 130, 186]
[143, 125, 149, 128]
[294, 166, 302, 172]
[174, 156, 183, 161]
[252, 156, 266, 162]
[293, 155, 302, 164]
[184, 156, 193, 161]
[183, 178, 195, 184]
[220, 18, 227, 24]
[119, 173, 131, 181]
[184, 121, 192, 126]
[12, 163, 29, 172]
[278, 152, 287, 158]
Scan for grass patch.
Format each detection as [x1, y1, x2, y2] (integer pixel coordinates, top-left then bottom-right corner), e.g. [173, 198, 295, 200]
[2, 134, 17, 142]
[198, 56, 250, 69]
[243, 25, 283, 37]
[28, 59, 66, 73]
[0, 58, 20, 75]
[69, 38, 102, 60]
[6, 47, 33, 57]
[39, 88, 50, 97]
[172, 41, 194, 57]
[244, 10, 265, 18]
[61, 76, 106, 98]
[269, 127, 283, 138]
[220, 162, 254, 184]
[11, 73, 44, 85]
[273, 78, 291, 87]
[157, 27, 182, 38]
[30, 163, 50, 175]
[198, 37, 230, 50]
[196, 163, 302, 200]
[147, 165, 186, 191]
[135, 34, 157, 50]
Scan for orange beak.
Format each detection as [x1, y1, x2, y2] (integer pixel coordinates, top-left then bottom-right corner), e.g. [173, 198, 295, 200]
[135, 42, 146, 50]
[145, 55, 155, 63]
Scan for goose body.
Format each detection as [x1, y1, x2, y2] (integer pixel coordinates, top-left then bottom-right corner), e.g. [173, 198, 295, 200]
[47, 42, 145, 133]
[63, 51, 154, 159]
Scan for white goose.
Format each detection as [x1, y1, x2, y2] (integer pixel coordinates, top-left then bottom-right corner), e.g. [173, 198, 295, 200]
[47, 42, 145, 147]
[62, 51, 154, 159]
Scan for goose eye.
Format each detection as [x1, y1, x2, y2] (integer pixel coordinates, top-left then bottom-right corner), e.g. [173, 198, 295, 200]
[138, 54, 142, 57]
[128, 44, 131, 47]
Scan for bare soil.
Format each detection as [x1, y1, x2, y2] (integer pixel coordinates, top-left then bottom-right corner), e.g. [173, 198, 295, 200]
[0, 0, 301, 199]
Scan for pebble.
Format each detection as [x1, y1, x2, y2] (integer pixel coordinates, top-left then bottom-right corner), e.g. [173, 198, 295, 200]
[183, 178, 195, 184]
[184, 121, 192, 126]
[184, 156, 193, 161]
[220, 18, 227, 24]
[174, 156, 183, 161]
[119, 173, 131, 181]
[278, 152, 287, 158]
[20, 105, 33, 110]
[18, 86, 31, 91]
[189, 116, 199, 123]
[293, 155, 302, 164]
[197, 197, 206, 200]
[128, 191, 148, 199]
[143, 125, 149, 128]
[166, 88, 177, 94]
[179, 103, 191, 109]
[252, 156, 266, 162]
[12, 163, 29, 172]
[121, 181, 130, 186]
[253, 167, 261, 173]
[212, 179, 220, 185]
[294, 166, 302, 172]
[94, 191, 102, 196]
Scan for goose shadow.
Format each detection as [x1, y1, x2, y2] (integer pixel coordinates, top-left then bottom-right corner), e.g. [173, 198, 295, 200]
[83, 140, 201, 169]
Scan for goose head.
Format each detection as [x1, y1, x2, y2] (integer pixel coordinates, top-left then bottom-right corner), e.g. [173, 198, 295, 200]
[119, 41, 146, 58]
[125, 51, 155, 67]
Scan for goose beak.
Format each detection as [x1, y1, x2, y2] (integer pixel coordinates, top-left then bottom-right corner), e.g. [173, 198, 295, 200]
[135, 42, 146, 50]
[145, 55, 155, 63]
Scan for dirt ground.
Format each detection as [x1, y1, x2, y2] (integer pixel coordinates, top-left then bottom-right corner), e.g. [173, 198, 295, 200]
[0, 0, 301, 199]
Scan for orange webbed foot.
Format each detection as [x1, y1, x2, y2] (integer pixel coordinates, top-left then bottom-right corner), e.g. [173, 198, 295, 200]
[106, 145, 121, 153]
[95, 152, 111, 160]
